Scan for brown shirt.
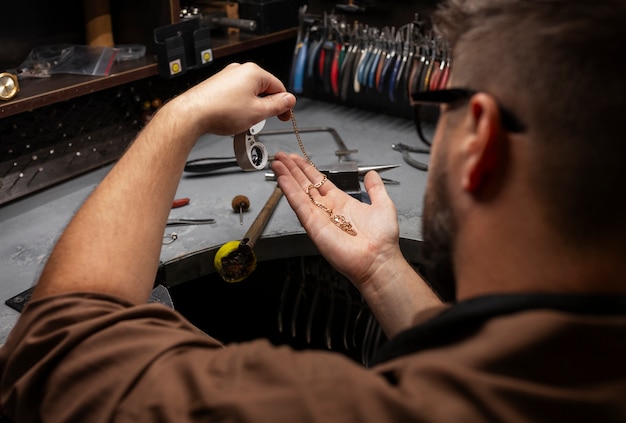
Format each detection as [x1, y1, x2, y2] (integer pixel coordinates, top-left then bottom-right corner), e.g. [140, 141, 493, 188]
[1, 292, 625, 422]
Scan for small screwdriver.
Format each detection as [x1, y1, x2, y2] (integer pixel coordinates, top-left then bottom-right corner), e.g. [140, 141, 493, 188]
[231, 195, 250, 225]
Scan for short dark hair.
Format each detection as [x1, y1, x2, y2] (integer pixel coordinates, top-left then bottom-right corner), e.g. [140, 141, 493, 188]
[433, 0, 626, 246]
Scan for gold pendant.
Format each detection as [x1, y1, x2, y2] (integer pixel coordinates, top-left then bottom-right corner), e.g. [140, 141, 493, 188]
[331, 214, 357, 236]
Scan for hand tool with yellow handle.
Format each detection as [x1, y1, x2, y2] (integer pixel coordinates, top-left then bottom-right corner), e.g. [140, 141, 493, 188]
[214, 185, 283, 282]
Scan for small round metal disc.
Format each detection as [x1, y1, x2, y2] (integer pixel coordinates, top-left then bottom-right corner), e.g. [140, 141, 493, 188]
[0, 72, 19, 101]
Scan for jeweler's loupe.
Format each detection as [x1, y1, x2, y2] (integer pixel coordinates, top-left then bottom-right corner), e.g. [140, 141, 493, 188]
[234, 120, 268, 171]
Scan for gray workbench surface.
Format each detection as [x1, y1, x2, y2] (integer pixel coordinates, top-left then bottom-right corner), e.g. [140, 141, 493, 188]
[0, 98, 431, 344]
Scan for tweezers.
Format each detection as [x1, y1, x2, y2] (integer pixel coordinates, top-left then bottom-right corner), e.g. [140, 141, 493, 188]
[166, 218, 216, 226]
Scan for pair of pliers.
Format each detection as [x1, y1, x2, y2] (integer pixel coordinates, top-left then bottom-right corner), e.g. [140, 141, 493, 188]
[289, 5, 309, 93]
[392, 143, 429, 171]
[183, 157, 242, 173]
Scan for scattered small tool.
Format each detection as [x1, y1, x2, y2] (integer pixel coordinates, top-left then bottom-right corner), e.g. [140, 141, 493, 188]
[392, 143, 429, 171]
[163, 232, 178, 245]
[214, 185, 283, 282]
[231, 195, 250, 225]
[184, 156, 239, 173]
[264, 163, 400, 181]
[265, 162, 401, 196]
[166, 218, 215, 226]
[172, 197, 190, 208]
[184, 155, 275, 175]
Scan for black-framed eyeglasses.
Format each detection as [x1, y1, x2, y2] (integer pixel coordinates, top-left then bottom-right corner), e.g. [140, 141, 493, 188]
[411, 88, 527, 146]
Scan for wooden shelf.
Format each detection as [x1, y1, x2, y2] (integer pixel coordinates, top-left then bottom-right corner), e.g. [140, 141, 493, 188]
[1, 28, 297, 119]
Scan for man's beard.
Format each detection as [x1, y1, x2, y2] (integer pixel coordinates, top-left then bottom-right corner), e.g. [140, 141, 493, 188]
[421, 167, 458, 301]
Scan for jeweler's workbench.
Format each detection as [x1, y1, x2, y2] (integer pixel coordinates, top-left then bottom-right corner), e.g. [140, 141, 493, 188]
[0, 98, 431, 344]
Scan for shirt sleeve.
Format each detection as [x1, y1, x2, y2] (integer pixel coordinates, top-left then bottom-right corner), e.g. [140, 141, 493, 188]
[0, 293, 416, 423]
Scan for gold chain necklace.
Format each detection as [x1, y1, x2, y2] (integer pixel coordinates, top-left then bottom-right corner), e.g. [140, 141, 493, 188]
[290, 110, 357, 236]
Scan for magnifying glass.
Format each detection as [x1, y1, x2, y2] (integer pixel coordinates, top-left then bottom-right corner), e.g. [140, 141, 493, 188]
[233, 120, 268, 170]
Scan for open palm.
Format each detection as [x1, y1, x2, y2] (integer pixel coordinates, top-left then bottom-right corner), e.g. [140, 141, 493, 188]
[272, 152, 401, 287]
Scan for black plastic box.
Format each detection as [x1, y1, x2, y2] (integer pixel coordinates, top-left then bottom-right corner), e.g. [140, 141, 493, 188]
[238, 0, 306, 34]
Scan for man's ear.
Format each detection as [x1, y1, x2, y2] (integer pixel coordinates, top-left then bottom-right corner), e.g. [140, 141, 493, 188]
[461, 93, 507, 195]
